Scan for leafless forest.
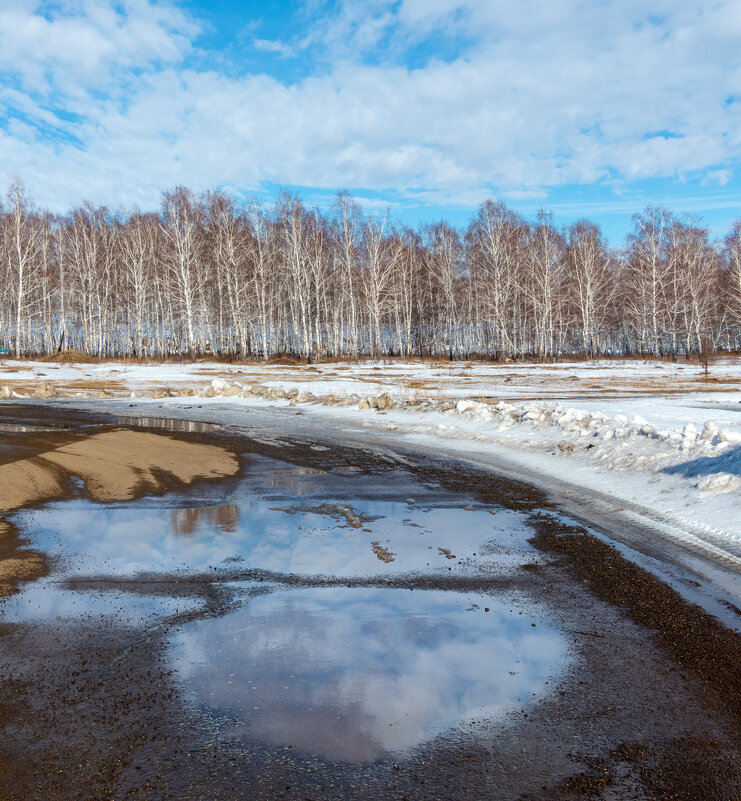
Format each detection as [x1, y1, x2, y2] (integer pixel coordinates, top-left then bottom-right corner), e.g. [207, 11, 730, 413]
[2, 177, 741, 360]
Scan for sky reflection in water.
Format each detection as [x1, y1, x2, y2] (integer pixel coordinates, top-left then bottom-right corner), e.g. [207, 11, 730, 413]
[171, 586, 566, 763]
[0, 578, 198, 624]
[11, 482, 537, 579]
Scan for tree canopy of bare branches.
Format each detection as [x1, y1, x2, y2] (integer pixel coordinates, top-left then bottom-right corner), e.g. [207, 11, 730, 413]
[0, 180, 738, 360]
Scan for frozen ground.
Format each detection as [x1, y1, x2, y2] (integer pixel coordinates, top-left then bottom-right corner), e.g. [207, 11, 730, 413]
[2, 357, 741, 575]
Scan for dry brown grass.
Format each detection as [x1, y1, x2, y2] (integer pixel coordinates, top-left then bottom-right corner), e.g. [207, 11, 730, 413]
[40, 348, 100, 364]
[266, 354, 305, 366]
[0, 379, 130, 395]
[59, 379, 129, 392]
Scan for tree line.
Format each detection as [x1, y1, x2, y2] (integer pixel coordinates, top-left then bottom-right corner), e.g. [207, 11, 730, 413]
[2, 176, 741, 360]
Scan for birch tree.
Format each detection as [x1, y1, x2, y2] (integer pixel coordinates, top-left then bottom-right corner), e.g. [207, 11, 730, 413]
[566, 220, 614, 356]
[0, 178, 738, 361]
[160, 187, 206, 355]
[331, 193, 363, 356]
[724, 221, 741, 343]
[5, 177, 41, 356]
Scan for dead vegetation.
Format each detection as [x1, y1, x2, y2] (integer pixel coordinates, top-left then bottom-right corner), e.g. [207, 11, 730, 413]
[1, 356, 741, 404]
[40, 349, 100, 364]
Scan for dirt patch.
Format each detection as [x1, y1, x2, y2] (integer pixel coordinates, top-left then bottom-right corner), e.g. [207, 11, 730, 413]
[40, 348, 100, 364]
[266, 355, 305, 366]
[269, 501, 377, 529]
[0, 517, 47, 597]
[694, 374, 741, 385]
[0, 459, 66, 511]
[191, 369, 264, 379]
[55, 379, 129, 392]
[0, 379, 129, 397]
[371, 541, 395, 563]
[0, 552, 45, 596]
[37, 429, 240, 503]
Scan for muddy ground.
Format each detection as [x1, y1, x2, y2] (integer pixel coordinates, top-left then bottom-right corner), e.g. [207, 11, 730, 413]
[0, 403, 740, 801]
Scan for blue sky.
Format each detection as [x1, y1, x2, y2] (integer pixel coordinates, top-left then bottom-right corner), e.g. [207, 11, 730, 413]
[2, 0, 741, 245]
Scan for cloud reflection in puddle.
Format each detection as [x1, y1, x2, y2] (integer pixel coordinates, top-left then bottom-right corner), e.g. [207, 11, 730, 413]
[11, 497, 538, 578]
[170, 586, 567, 763]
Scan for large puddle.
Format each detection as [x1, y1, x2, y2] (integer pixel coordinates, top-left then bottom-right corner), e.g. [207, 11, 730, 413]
[172, 585, 565, 762]
[8, 454, 541, 578]
[2, 452, 569, 763]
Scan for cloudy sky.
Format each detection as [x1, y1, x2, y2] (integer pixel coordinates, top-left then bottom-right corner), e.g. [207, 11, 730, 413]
[2, 0, 741, 241]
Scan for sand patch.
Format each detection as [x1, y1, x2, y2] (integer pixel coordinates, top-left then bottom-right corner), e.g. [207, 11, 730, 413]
[0, 457, 69, 512]
[0, 429, 239, 510]
[0, 520, 47, 596]
[0, 553, 45, 595]
[37, 429, 240, 503]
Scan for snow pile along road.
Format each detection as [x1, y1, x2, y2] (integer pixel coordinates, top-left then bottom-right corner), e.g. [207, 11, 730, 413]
[186, 376, 741, 497]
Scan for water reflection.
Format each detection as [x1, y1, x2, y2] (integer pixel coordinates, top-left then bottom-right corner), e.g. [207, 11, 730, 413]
[126, 417, 223, 434]
[0, 578, 198, 625]
[12, 498, 536, 578]
[170, 504, 240, 535]
[5, 451, 567, 761]
[171, 586, 566, 763]
[0, 422, 61, 433]
[265, 467, 328, 496]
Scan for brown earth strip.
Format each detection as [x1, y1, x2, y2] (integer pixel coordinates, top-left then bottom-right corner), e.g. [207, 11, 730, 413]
[528, 512, 741, 723]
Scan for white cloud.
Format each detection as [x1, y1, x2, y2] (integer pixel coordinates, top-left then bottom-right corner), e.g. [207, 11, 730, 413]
[703, 169, 733, 187]
[253, 38, 296, 58]
[2, 0, 741, 213]
[0, 0, 197, 93]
